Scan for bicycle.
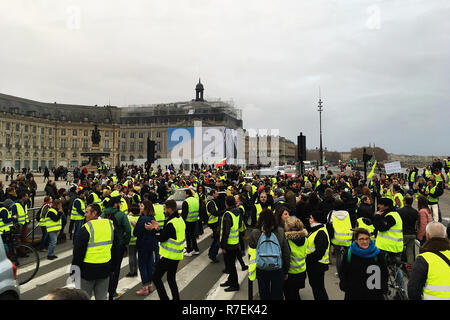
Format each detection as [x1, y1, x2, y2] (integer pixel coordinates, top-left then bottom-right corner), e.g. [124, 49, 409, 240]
[4, 224, 40, 286]
[383, 253, 409, 300]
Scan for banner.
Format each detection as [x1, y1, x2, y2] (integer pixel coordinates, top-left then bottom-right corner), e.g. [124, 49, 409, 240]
[384, 161, 402, 174]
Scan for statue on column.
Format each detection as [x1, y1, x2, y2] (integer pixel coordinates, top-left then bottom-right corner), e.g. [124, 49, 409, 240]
[91, 125, 101, 145]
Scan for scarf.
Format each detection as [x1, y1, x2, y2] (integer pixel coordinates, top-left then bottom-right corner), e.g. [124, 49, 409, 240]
[350, 240, 380, 259]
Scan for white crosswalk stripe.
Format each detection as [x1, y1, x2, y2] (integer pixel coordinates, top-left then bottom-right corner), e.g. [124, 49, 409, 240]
[21, 226, 251, 300]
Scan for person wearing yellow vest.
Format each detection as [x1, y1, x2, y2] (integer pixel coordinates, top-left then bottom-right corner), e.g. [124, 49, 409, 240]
[87, 184, 102, 207]
[254, 192, 271, 224]
[306, 210, 330, 300]
[152, 199, 186, 300]
[70, 190, 87, 244]
[45, 200, 64, 260]
[0, 199, 17, 243]
[219, 196, 241, 292]
[407, 221, 450, 300]
[11, 190, 30, 254]
[425, 179, 442, 222]
[283, 216, 309, 300]
[327, 200, 353, 275]
[206, 189, 221, 263]
[393, 185, 404, 209]
[181, 189, 200, 256]
[37, 196, 52, 252]
[71, 203, 119, 300]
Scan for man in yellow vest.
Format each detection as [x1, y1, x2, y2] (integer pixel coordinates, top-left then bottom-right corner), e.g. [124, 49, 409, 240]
[11, 190, 30, 253]
[407, 221, 450, 300]
[206, 189, 221, 263]
[71, 203, 119, 300]
[44, 199, 64, 260]
[219, 196, 241, 292]
[181, 189, 200, 256]
[70, 190, 87, 243]
[0, 199, 17, 243]
[152, 199, 186, 300]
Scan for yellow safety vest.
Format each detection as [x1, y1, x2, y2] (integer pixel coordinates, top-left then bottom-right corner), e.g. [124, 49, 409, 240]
[426, 185, 439, 203]
[159, 217, 186, 260]
[248, 247, 256, 281]
[419, 250, 450, 300]
[255, 203, 271, 222]
[356, 217, 375, 239]
[220, 210, 240, 246]
[14, 202, 29, 225]
[71, 198, 86, 221]
[238, 205, 246, 232]
[331, 212, 353, 247]
[39, 205, 51, 228]
[91, 192, 102, 205]
[120, 198, 128, 214]
[206, 200, 219, 225]
[45, 208, 62, 233]
[185, 197, 200, 223]
[83, 218, 115, 264]
[306, 226, 330, 264]
[153, 204, 165, 230]
[0, 207, 12, 234]
[127, 215, 140, 246]
[375, 211, 404, 253]
[394, 193, 404, 208]
[288, 238, 308, 274]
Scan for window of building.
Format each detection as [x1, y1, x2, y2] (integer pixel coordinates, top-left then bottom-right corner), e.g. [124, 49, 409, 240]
[48, 138, 53, 148]
[16, 124, 20, 131]
[121, 142, 126, 152]
[130, 142, 135, 152]
[32, 126, 36, 133]
[83, 139, 89, 149]
[121, 132, 126, 139]
[6, 123, 10, 130]
[61, 129, 66, 136]
[72, 129, 77, 136]
[105, 131, 110, 137]
[33, 136, 37, 147]
[139, 132, 144, 139]
[49, 128, 53, 135]
[41, 127, 44, 134]
[156, 131, 161, 138]
[84, 130, 88, 136]
[61, 138, 66, 148]
[138, 142, 143, 152]
[130, 132, 135, 139]
[41, 137, 45, 147]
[24, 125, 29, 132]
[72, 139, 78, 149]
[156, 141, 161, 152]
[104, 140, 110, 149]
[5, 134, 10, 147]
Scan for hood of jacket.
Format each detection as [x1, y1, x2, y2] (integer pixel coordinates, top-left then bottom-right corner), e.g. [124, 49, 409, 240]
[274, 196, 286, 204]
[419, 237, 450, 254]
[332, 210, 349, 221]
[103, 207, 120, 217]
[285, 229, 308, 246]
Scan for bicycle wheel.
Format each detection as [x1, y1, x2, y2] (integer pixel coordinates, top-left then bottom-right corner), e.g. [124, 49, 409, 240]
[13, 244, 40, 285]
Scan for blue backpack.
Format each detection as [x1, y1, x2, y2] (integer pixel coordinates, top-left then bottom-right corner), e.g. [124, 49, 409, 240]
[256, 232, 282, 271]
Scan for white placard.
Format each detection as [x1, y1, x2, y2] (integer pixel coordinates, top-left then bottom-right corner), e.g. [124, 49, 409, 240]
[384, 161, 402, 174]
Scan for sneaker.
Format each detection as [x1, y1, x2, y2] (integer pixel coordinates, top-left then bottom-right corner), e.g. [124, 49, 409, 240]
[224, 286, 239, 292]
[193, 250, 200, 255]
[47, 255, 57, 260]
[112, 292, 122, 300]
[184, 251, 193, 257]
[220, 281, 232, 287]
[126, 272, 137, 277]
[209, 256, 219, 263]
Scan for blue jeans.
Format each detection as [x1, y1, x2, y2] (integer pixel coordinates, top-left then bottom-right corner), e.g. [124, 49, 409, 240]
[47, 231, 58, 256]
[72, 220, 85, 243]
[138, 249, 155, 286]
[208, 226, 220, 259]
[39, 226, 49, 250]
[256, 268, 285, 300]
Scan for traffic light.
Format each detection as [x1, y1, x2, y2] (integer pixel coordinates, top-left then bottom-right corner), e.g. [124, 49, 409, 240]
[297, 133, 306, 161]
[147, 138, 156, 164]
[363, 148, 371, 163]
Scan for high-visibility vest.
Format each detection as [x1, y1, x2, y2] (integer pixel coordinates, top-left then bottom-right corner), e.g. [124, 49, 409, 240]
[206, 200, 219, 225]
[71, 198, 86, 221]
[375, 211, 404, 253]
[306, 226, 330, 264]
[131, 193, 141, 205]
[39, 205, 51, 228]
[248, 247, 256, 281]
[127, 215, 140, 246]
[120, 197, 128, 214]
[356, 217, 375, 239]
[410, 171, 416, 183]
[255, 203, 271, 222]
[185, 197, 200, 223]
[425, 170, 432, 179]
[419, 250, 450, 300]
[159, 217, 186, 260]
[83, 218, 115, 264]
[330, 212, 352, 247]
[14, 202, 29, 225]
[220, 210, 239, 246]
[238, 205, 246, 232]
[91, 192, 102, 205]
[45, 208, 62, 233]
[0, 207, 13, 234]
[426, 185, 439, 203]
[394, 192, 404, 208]
[434, 174, 443, 184]
[288, 238, 308, 274]
[153, 204, 165, 230]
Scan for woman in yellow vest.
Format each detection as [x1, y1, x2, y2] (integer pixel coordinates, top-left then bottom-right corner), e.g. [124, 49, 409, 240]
[126, 204, 140, 279]
[284, 217, 308, 300]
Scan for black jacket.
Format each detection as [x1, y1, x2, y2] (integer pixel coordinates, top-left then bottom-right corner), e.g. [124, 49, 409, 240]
[357, 203, 375, 220]
[72, 219, 120, 281]
[397, 206, 419, 235]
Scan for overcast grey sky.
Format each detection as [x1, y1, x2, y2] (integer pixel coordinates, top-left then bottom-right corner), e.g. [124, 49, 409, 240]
[1, 0, 449, 156]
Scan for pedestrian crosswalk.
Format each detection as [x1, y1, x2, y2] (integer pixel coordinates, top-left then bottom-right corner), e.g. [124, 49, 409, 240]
[20, 227, 255, 300]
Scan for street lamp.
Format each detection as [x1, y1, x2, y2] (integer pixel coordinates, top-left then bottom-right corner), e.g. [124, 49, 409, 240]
[318, 93, 324, 166]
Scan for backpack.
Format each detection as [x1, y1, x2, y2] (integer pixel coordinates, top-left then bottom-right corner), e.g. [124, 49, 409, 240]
[255, 231, 282, 271]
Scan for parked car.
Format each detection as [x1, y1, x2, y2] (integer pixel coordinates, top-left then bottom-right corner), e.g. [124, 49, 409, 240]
[0, 236, 20, 300]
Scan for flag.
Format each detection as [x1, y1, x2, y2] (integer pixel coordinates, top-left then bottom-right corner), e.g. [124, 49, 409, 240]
[215, 158, 226, 168]
[367, 160, 377, 179]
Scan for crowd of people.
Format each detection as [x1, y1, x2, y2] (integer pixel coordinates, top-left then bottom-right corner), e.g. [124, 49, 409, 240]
[0, 160, 449, 300]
